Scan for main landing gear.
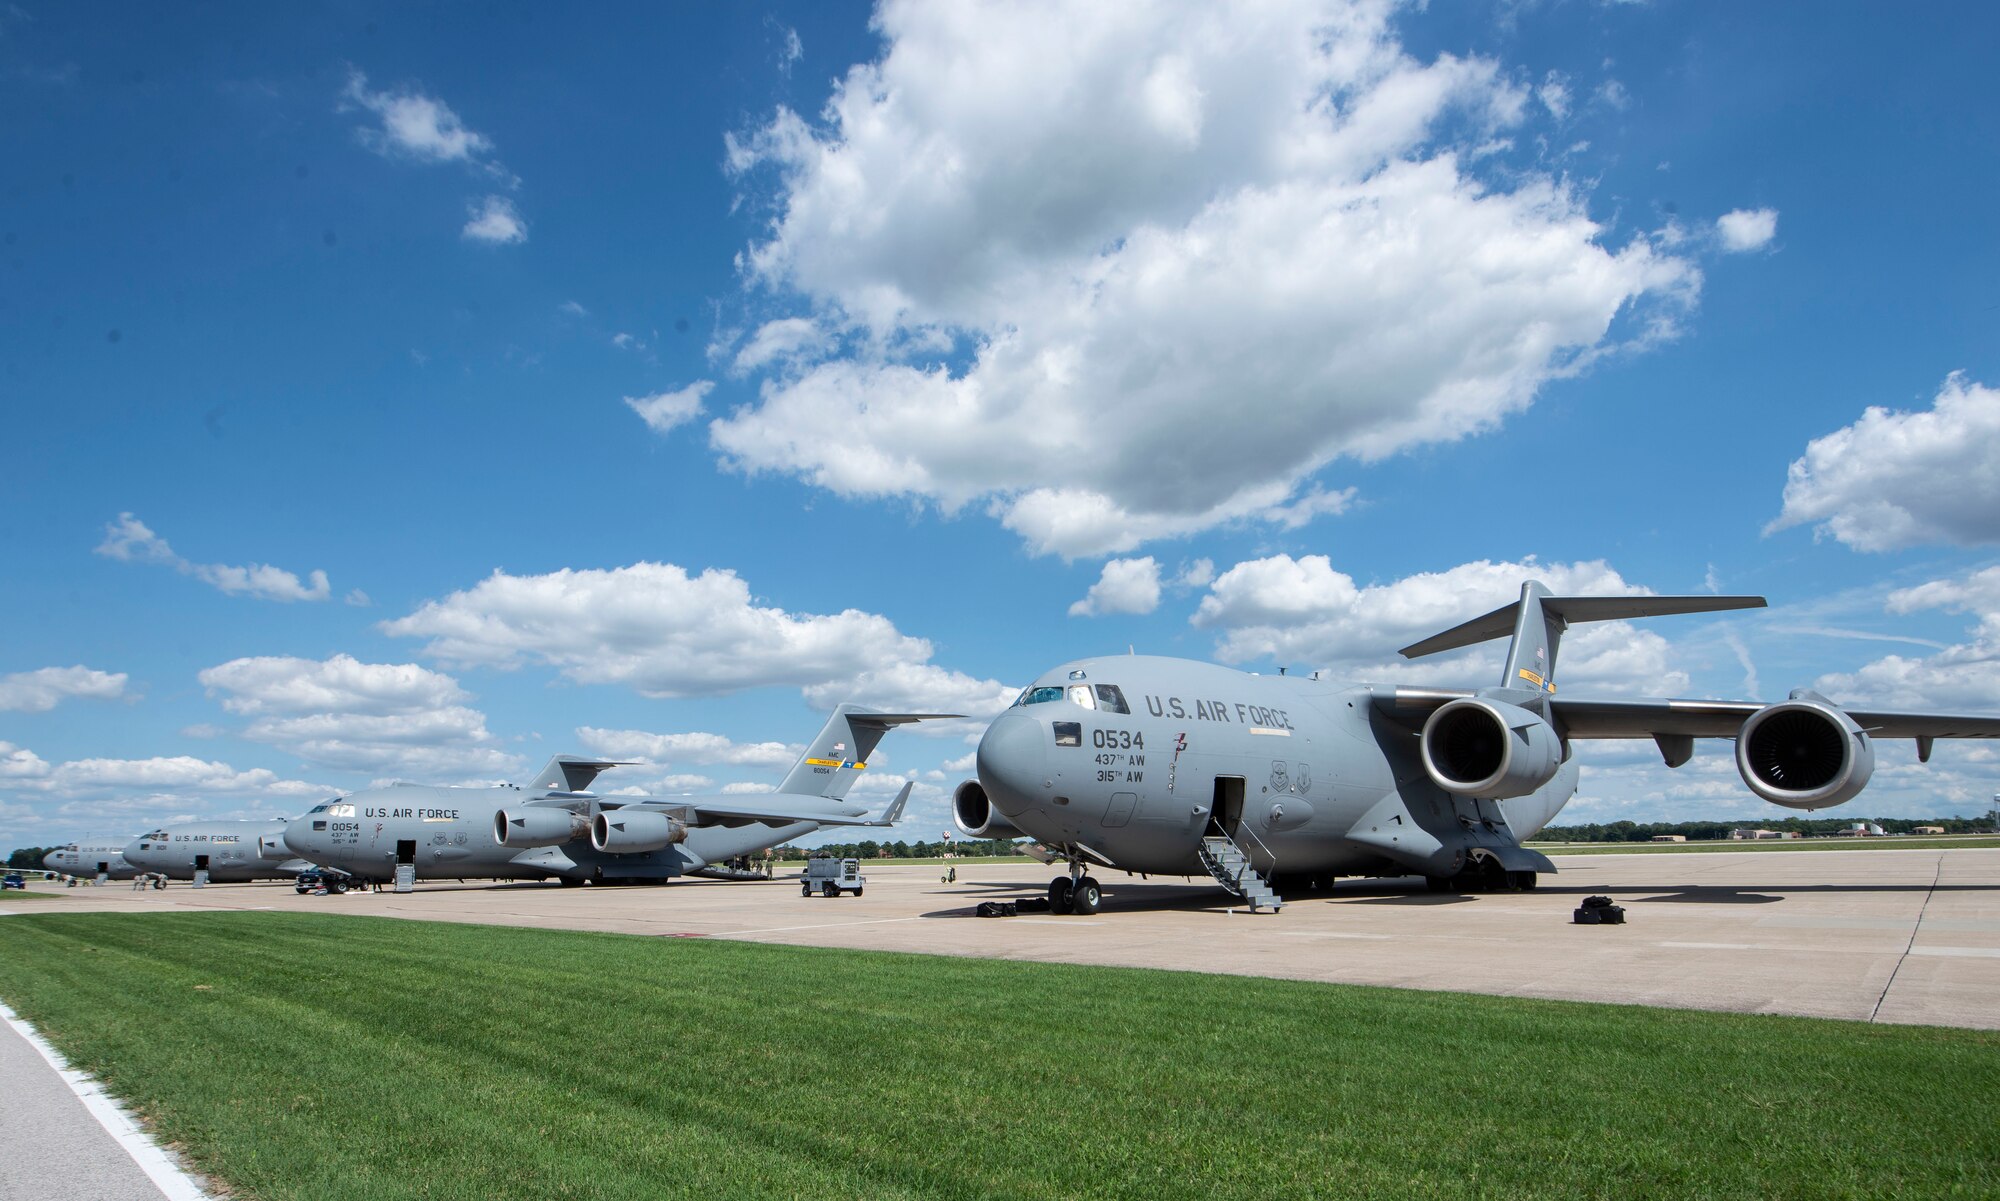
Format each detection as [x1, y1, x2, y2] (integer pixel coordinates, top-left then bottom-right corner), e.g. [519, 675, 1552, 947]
[1047, 861, 1103, 916]
[1425, 857, 1537, 894]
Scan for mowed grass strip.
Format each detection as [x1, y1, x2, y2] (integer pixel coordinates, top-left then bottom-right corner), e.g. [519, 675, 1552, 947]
[0, 914, 1993, 1201]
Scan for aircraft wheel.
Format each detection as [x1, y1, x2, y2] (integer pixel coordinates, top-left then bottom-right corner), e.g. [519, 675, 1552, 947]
[1071, 877, 1102, 915]
[1424, 875, 1452, 893]
[559, 876, 583, 888]
[1048, 876, 1074, 915]
[1509, 871, 1538, 892]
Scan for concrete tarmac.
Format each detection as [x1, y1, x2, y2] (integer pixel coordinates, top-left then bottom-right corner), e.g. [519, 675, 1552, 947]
[7, 846, 1998, 1028]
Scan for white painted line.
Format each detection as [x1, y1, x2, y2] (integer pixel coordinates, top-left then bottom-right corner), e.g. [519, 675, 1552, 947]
[1660, 941, 1759, 950]
[1909, 946, 2000, 959]
[1282, 932, 1394, 940]
[0, 1000, 214, 1201]
[719, 916, 926, 936]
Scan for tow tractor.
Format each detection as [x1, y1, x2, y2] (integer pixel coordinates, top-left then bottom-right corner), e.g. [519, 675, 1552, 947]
[801, 857, 864, 897]
[295, 868, 363, 895]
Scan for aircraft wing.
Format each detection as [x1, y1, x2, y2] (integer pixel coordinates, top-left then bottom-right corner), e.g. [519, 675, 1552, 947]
[1375, 686, 2000, 742]
[1550, 698, 2000, 741]
[605, 784, 913, 829]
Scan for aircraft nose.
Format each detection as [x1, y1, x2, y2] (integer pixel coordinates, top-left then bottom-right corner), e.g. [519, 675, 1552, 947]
[976, 711, 1046, 817]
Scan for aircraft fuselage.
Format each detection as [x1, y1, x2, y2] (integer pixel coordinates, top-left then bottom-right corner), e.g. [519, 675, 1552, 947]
[286, 784, 820, 883]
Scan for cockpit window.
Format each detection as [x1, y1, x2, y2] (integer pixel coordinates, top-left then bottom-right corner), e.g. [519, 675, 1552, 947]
[1066, 684, 1097, 710]
[1093, 685, 1130, 714]
[1015, 685, 1067, 707]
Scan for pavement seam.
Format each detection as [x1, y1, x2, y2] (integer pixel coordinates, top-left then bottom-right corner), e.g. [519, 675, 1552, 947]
[0, 1000, 216, 1201]
[1869, 853, 1943, 1024]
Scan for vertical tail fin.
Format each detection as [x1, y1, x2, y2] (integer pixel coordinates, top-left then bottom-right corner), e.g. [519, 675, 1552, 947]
[1501, 581, 1562, 694]
[775, 705, 964, 798]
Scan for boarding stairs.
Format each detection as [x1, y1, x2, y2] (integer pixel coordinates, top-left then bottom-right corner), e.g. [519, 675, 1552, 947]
[1198, 834, 1283, 913]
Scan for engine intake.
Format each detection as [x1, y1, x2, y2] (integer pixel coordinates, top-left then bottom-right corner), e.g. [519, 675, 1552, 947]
[1736, 696, 1873, 810]
[1420, 698, 1564, 799]
[590, 809, 688, 854]
[495, 807, 590, 849]
[953, 781, 1020, 839]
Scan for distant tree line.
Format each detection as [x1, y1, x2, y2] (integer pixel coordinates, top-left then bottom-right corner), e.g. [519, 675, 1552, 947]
[772, 838, 1023, 860]
[1538, 816, 1997, 843]
[7, 847, 57, 870]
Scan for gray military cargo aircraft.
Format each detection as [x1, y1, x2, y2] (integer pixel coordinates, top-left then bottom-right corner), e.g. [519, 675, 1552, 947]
[958, 581, 2000, 914]
[282, 704, 956, 886]
[124, 819, 313, 881]
[43, 838, 140, 880]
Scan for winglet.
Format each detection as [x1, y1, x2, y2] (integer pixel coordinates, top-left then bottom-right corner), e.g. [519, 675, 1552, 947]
[867, 781, 915, 828]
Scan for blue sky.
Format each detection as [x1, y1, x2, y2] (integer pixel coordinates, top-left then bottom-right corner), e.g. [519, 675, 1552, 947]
[5, 0, 1998, 851]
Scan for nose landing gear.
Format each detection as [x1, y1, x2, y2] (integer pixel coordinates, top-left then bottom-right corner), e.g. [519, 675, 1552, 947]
[1047, 858, 1102, 915]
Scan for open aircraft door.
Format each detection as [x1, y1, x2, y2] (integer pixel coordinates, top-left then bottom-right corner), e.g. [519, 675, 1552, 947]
[394, 839, 417, 892]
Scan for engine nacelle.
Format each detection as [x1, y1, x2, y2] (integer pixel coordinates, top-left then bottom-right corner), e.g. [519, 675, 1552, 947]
[495, 807, 590, 849]
[1736, 697, 1874, 810]
[953, 781, 1021, 839]
[590, 809, 688, 854]
[1420, 698, 1565, 799]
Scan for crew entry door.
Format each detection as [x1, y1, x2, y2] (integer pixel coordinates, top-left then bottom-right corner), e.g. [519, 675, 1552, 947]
[1207, 777, 1245, 840]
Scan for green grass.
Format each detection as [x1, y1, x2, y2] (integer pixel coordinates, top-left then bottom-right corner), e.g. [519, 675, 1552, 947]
[1536, 836, 2000, 855]
[0, 886, 70, 901]
[1, 914, 1994, 1201]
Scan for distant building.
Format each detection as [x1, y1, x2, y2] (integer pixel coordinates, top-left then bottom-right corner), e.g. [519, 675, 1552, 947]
[1650, 834, 1687, 843]
[1836, 822, 1888, 837]
[1912, 825, 1946, 835]
[1728, 828, 1795, 841]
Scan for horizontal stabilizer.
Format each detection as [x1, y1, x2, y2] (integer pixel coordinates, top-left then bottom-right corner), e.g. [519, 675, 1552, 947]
[1400, 593, 1765, 660]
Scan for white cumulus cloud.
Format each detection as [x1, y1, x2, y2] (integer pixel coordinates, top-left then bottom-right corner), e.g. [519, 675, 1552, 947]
[199, 654, 516, 777]
[574, 727, 799, 768]
[95, 513, 332, 602]
[1715, 207, 1777, 253]
[0, 666, 128, 712]
[1069, 557, 1163, 617]
[625, 382, 713, 436]
[344, 69, 493, 163]
[462, 195, 527, 244]
[1767, 374, 2000, 551]
[382, 562, 1016, 712]
[1811, 566, 2000, 712]
[711, 0, 1697, 557]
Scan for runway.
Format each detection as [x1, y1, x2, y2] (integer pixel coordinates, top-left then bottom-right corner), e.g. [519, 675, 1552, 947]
[13, 846, 1999, 1028]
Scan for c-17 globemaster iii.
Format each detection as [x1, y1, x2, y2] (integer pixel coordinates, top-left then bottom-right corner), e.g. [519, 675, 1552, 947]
[124, 819, 314, 882]
[43, 837, 140, 880]
[283, 705, 957, 886]
[957, 581, 2000, 915]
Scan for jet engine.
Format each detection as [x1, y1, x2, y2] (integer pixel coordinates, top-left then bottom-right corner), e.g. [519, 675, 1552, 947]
[495, 807, 590, 849]
[953, 781, 1021, 839]
[590, 809, 688, 854]
[1735, 696, 1874, 810]
[1420, 698, 1564, 799]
